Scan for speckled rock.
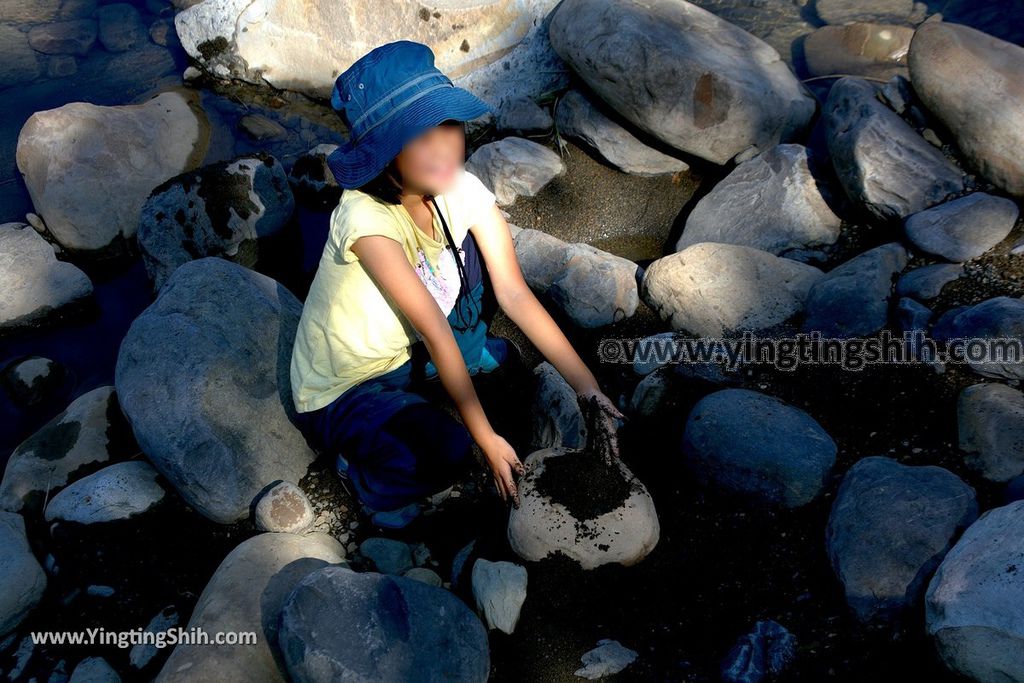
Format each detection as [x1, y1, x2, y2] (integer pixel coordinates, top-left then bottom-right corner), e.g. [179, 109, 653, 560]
[45, 461, 166, 524]
[254, 481, 314, 534]
[138, 153, 295, 291]
[508, 447, 659, 570]
[1, 386, 137, 515]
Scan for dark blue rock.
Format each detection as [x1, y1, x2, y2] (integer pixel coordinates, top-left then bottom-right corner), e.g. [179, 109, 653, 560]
[802, 242, 908, 338]
[681, 388, 836, 507]
[896, 263, 963, 301]
[826, 456, 978, 623]
[721, 619, 797, 683]
[279, 566, 490, 683]
[930, 296, 1024, 379]
[904, 193, 1018, 262]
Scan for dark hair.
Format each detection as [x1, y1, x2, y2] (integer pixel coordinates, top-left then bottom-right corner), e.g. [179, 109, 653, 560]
[355, 119, 477, 330]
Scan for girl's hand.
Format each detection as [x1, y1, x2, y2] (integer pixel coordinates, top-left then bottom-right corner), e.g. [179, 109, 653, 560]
[481, 432, 525, 507]
[577, 388, 627, 463]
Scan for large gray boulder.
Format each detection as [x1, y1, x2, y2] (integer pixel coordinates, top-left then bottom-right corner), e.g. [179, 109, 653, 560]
[156, 532, 345, 683]
[548, 0, 815, 165]
[909, 22, 1024, 196]
[641, 242, 824, 336]
[0, 222, 93, 332]
[0, 511, 46, 637]
[824, 77, 964, 222]
[16, 92, 209, 259]
[675, 144, 841, 256]
[958, 383, 1024, 483]
[826, 456, 978, 624]
[174, 0, 554, 102]
[138, 153, 296, 291]
[904, 193, 1019, 262]
[925, 500, 1024, 682]
[1, 386, 137, 515]
[802, 242, 907, 338]
[114, 258, 315, 524]
[681, 388, 836, 507]
[553, 88, 689, 176]
[278, 566, 490, 683]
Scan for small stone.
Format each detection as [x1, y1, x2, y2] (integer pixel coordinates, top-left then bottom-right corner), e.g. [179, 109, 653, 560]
[471, 559, 528, 634]
[575, 639, 638, 680]
[254, 481, 314, 534]
[358, 537, 413, 575]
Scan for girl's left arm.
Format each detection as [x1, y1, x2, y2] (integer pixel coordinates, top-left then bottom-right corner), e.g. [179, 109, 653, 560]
[470, 204, 627, 453]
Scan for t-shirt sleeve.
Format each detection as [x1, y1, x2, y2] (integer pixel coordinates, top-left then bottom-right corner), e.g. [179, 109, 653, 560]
[332, 194, 405, 264]
[458, 168, 497, 226]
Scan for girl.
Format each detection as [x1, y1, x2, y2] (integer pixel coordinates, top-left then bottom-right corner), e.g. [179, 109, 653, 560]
[289, 40, 624, 529]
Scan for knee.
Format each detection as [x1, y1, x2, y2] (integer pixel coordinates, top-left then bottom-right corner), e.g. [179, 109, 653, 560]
[384, 402, 474, 470]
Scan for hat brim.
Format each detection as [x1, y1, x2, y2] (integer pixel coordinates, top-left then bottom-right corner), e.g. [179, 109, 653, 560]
[326, 86, 494, 189]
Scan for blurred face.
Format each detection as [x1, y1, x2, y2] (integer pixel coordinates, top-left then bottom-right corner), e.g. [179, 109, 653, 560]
[393, 119, 465, 196]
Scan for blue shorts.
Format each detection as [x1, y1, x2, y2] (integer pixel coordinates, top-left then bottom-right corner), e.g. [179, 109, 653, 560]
[293, 228, 509, 511]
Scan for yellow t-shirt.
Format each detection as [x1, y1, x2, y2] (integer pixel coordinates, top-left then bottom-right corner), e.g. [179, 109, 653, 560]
[289, 167, 498, 413]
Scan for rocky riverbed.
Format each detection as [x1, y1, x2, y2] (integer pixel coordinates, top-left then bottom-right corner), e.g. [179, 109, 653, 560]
[2, 0, 1024, 682]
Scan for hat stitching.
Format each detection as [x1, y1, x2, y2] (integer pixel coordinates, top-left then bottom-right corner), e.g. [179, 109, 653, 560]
[352, 80, 456, 145]
[348, 71, 450, 133]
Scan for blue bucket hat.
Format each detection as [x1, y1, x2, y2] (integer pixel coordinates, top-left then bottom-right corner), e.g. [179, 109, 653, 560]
[326, 40, 495, 189]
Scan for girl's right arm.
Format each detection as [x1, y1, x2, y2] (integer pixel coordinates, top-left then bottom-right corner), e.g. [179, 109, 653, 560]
[351, 234, 525, 504]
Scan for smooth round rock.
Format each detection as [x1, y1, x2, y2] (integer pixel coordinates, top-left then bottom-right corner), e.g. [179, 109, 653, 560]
[904, 193, 1019, 262]
[254, 481, 314, 534]
[681, 388, 836, 507]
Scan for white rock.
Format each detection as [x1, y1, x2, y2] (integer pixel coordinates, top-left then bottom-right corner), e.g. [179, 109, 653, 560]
[471, 559, 527, 634]
[45, 461, 166, 524]
[508, 447, 659, 570]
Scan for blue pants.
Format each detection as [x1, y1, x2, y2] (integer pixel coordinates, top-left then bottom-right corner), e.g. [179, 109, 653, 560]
[294, 229, 508, 511]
